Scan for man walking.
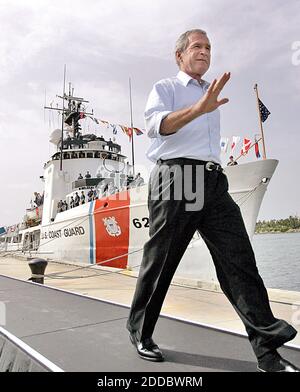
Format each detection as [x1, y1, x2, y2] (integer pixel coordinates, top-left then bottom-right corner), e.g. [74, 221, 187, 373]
[126, 29, 299, 372]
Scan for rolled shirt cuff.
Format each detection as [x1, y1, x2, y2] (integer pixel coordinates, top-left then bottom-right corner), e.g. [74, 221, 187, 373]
[147, 110, 172, 138]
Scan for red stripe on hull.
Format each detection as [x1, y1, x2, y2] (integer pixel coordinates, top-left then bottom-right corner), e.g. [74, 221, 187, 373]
[94, 191, 130, 269]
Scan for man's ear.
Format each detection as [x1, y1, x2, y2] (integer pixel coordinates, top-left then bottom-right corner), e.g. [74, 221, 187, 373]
[175, 51, 182, 63]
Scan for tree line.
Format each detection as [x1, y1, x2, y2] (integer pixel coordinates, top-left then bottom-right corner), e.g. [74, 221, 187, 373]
[255, 215, 300, 233]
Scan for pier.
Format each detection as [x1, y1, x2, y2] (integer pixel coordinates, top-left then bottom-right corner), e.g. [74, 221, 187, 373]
[0, 256, 299, 372]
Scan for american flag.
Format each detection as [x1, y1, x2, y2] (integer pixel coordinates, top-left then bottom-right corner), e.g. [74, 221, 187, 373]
[258, 99, 271, 122]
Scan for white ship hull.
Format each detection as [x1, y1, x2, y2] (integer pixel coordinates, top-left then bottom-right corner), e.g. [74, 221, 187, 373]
[4, 159, 278, 285]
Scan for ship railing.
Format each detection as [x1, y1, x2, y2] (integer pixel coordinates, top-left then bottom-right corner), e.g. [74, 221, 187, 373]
[50, 150, 125, 162]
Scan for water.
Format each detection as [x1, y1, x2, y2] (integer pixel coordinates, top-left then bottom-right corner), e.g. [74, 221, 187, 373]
[252, 232, 300, 292]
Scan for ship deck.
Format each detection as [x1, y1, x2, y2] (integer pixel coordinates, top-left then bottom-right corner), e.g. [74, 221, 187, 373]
[1, 273, 300, 372]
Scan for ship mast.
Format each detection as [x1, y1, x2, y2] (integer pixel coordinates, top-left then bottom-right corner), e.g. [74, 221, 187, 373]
[60, 65, 67, 171]
[44, 69, 94, 170]
[254, 83, 267, 160]
[129, 77, 135, 176]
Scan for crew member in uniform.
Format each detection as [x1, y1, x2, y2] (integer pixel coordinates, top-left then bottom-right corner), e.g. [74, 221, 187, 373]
[126, 29, 299, 372]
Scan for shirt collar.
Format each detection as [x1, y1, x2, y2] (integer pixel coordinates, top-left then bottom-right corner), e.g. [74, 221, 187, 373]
[176, 70, 209, 89]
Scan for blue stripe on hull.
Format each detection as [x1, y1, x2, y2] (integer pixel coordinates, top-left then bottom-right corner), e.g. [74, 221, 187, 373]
[88, 201, 95, 264]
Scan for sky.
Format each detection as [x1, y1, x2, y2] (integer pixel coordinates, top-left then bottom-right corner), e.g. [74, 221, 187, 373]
[0, 0, 299, 226]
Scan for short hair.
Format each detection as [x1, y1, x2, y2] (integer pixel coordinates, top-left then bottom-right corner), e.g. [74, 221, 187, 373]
[175, 29, 208, 66]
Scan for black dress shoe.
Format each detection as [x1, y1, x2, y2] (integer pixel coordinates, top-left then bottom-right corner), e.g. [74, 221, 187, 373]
[129, 332, 164, 362]
[257, 358, 300, 372]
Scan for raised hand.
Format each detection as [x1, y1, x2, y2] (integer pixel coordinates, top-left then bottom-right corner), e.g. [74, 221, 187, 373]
[194, 72, 231, 115]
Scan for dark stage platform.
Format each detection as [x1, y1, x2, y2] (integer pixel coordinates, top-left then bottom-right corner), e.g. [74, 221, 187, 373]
[1, 275, 299, 372]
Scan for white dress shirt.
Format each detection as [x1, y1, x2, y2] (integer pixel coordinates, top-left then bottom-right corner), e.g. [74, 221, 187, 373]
[145, 70, 221, 164]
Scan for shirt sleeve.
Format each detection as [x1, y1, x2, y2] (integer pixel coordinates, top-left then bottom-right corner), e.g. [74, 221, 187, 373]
[144, 81, 173, 139]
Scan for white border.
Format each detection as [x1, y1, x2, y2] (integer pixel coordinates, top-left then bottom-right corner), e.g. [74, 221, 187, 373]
[0, 326, 64, 372]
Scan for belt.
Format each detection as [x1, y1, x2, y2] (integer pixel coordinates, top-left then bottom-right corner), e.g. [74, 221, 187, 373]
[157, 158, 223, 173]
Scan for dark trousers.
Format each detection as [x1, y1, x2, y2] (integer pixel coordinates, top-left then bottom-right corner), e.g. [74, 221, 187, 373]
[126, 159, 296, 358]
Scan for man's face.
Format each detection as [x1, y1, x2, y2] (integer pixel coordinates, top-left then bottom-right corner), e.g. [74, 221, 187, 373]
[177, 32, 211, 78]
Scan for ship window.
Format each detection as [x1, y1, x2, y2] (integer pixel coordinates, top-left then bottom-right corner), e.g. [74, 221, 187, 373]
[87, 152, 93, 158]
[23, 233, 30, 251]
[33, 230, 41, 250]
